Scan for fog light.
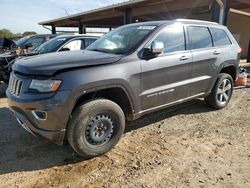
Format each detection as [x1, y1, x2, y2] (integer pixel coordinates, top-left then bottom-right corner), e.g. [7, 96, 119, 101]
[32, 110, 47, 121]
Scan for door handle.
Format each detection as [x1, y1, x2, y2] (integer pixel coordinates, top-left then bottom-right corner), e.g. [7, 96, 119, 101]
[213, 50, 221, 55]
[180, 55, 189, 61]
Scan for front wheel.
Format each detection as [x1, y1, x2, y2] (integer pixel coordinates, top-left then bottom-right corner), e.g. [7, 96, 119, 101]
[67, 99, 125, 159]
[205, 73, 233, 109]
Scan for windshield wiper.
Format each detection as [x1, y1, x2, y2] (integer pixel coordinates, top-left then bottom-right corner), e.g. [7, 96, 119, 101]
[89, 48, 110, 53]
[89, 48, 124, 55]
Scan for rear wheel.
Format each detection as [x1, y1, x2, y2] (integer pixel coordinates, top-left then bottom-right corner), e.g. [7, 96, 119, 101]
[205, 73, 233, 109]
[67, 99, 125, 159]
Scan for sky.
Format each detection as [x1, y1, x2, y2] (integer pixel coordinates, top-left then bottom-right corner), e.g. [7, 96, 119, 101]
[0, 0, 126, 34]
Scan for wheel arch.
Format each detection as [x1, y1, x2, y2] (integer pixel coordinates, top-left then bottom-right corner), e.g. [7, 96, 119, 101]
[72, 85, 136, 120]
[219, 64, 237, 81]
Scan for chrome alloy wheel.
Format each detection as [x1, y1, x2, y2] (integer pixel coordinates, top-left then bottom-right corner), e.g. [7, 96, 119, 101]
[216, 79, 232, 105]
[85, 114, 115, 146]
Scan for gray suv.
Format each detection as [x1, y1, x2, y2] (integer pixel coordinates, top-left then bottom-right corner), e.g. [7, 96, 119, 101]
[7, 19, 240, 158]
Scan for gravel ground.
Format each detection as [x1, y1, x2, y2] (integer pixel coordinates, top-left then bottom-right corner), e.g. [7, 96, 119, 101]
[0, 81, 249, 188]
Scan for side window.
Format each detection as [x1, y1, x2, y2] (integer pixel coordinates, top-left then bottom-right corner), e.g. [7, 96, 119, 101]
[84, 38, 97, 48]
[154, 25, 185, 53]
[210, 28, 231, 46]
[188, 27, 213, 50]
[27, 37, 46, 49]
[63, 40, 82, 51]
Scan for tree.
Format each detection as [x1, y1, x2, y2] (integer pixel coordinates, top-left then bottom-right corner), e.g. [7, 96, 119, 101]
[0, 29, 15, 39]
[23, 31, 37, 36]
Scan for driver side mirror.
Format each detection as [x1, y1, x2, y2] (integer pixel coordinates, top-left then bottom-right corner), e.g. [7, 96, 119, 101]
[140, 41, 164, 60]
[150, 41, 164, 54]
[59, 47, 70, 52]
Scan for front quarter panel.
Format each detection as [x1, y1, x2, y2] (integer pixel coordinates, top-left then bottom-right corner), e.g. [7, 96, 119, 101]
[55, 57, 141, 113]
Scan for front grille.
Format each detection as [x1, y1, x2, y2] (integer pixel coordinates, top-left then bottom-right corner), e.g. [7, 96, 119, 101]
[9, 74, 23, 96]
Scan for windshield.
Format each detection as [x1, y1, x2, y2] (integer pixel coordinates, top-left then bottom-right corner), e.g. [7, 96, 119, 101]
[35, 37, 69, 53]
[15, 36, 30, 47]
[86, 25, 157, 54]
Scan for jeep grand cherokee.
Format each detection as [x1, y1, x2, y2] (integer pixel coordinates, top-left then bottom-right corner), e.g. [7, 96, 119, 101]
[7, 19, 240, 158]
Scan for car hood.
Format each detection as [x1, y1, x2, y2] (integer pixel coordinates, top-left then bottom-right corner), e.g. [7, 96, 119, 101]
[12, 50, 122, 76]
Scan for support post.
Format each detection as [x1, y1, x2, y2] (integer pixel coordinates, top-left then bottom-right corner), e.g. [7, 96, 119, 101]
[79, 22, 86, 34]
[247, 40, 250, 63]
[83, 25, 86, 34]
[223, 0, 231, 25]
[124, 8, 133, 25]
[79, 22, 83, 34]
[211, 0, 224, 24]
[51, 25, 56, 34]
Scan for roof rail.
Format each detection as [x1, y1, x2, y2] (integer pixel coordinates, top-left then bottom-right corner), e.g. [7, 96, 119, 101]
[175, 19, 219, 25]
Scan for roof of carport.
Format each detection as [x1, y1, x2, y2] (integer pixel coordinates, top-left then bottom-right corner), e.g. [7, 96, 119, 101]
[38, 0, 250, 28]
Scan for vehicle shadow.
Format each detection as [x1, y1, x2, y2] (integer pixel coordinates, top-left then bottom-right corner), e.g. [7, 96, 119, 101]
[125, 99, 213, 133]
[0, 98, 213, 175]
[0, 107, 82, 175]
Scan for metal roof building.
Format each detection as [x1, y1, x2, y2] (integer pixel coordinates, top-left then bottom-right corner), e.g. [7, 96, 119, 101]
[39, 0, 250, 59]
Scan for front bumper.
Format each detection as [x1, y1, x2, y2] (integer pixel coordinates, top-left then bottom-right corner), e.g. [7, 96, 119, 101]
[6, 89, 75, 145]
[10, 108, 65, 145]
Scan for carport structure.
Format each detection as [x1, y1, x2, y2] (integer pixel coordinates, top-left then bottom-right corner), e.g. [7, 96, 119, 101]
[39, 0, 250, 59]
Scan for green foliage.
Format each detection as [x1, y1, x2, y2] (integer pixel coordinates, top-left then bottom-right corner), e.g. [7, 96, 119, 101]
[0, 29, 37, 39]
[0, 28, 14, 39]
[23, 31, 37, 36]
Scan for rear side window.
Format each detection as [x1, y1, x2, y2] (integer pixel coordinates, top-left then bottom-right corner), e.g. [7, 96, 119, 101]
[63, 39, 83, 51]
[210, 28, 231, 46]
[84, 38, 97, 48]
[188, 27, 212, 50]
[154, 24, 185, 53]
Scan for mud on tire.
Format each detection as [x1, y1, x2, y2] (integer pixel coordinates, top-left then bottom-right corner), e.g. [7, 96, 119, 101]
[67, 99, 125, 159]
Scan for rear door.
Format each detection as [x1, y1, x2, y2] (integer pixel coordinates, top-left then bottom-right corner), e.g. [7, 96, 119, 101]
[187, 25, 224, 96]
[140, 24, 193, 111]
[209, 27, 236, 68]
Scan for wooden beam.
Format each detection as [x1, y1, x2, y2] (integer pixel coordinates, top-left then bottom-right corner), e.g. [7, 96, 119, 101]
[50, 0, 211, 27]
[236, 0, 250, 5]
[132, 0, 211, 17]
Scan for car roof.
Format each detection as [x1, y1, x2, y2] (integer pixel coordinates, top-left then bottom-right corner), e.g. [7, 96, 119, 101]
[54, 34, 100, 40]
[27, 34, 57, 38]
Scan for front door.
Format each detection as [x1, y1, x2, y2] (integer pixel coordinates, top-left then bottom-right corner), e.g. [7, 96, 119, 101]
[140, 24, 193, 111]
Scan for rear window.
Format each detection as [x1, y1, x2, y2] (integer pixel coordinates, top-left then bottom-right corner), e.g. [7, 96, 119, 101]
[210, 28, 231, 47]
[188, 27, 213, 50]
[84, 38, 97, 48]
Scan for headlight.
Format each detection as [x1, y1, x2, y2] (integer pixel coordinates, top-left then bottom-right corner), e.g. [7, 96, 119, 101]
[29, 79, 62, 92]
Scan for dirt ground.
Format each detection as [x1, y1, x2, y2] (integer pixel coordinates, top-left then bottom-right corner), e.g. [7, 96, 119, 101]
[0, 81, 250, 188]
